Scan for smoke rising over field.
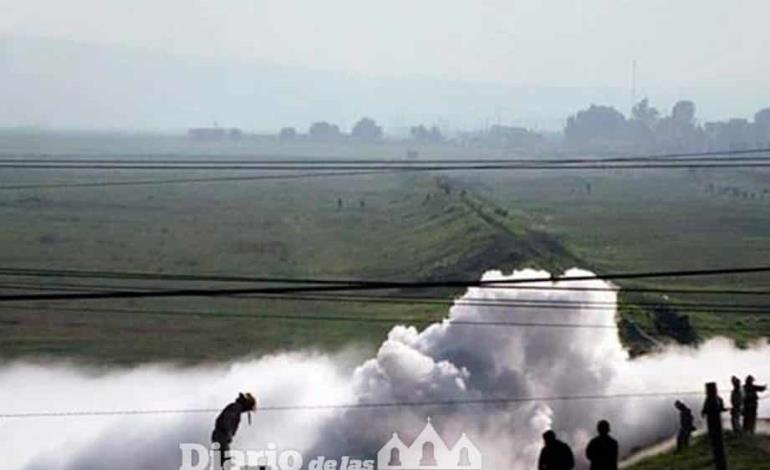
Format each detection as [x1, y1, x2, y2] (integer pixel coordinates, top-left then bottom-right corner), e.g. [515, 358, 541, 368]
[2, 269, 769, 470]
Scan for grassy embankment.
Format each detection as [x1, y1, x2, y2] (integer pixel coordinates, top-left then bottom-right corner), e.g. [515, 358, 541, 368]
[628, 434, 770, 470]
[460, 167, 770, 349]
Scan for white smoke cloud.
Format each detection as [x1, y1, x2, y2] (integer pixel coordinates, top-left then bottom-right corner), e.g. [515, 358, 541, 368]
[1, 353, 353, 470]
[1, 268, 768, 470]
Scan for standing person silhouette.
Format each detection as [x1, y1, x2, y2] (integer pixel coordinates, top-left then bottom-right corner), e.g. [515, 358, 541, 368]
[743, 375, 767, 434]
[538, 430, 575, 470]
[674, 401, 695, 451]
[702, 382, 728, 470]
[211, 393, 258, 469]
[729, 376, 743, 434]
[585, 420, 618, 470]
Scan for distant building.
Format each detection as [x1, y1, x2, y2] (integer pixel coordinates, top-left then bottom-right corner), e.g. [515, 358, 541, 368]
[279, 127, 298, 140]
[486, 125, 542, 148]
[188, 127, 242, 141]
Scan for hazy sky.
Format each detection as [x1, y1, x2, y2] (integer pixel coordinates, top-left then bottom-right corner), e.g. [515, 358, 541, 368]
[3, 0, 768, 88]
[1, 1, 769, 130]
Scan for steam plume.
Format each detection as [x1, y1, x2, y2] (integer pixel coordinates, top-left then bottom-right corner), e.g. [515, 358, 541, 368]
[1, 268, 768, 470]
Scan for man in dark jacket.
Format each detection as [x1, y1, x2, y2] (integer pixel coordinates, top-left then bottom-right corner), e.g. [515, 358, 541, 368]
[674, 401, 695, 451]
[212, 393, 258, 468]
[743, 375, 767, 434]
[538, 430, 575, 470]
[585, 420, 618, 470]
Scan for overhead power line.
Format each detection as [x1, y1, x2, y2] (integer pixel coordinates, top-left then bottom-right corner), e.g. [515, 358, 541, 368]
[4, 152, 769, 191]
[1, 265, 769, 288]
[0, 170, 395, 191]
[232, 293, 770, 315]
[0, 267, 388, 284]
[1, 302, 765, 333]
[1, 266, 769, 303]
[0, 304, 617, 329]
[3, 148, 769, 190]
[4, 162, 770, 171]
[0, 390, 706, 419]
[1, 267, 767, 297]
[3, 283, 769, 316]
[1, 147, 768, 165]
[2, 163, 764, 190]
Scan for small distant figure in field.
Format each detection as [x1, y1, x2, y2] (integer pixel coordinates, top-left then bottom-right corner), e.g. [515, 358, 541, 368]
[337, 198, 343, 210]
[674, 400, 696, 451]
[743, 375, 767, 434]
[538, 430, 575, 470]
[359, 199, 365, 209]
[585, 420, 618, 470]
[212, 393, 258, 468]
[585, 182, 592, 195]
[730, 376, 743, 434]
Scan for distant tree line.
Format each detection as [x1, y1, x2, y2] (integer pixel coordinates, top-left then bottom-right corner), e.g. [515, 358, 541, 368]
[268, 99, 770, 153]
[278, 117, 384, 142]
[276, 118, 448, 144]
[565, 99, 770, 152]
[409, 124, 444, 143]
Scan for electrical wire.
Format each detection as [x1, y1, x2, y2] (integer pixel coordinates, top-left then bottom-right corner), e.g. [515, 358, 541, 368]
[0, 169, 395, 191]
[0, 390, 707, 419]
[2, 147, 768, 165]
[1, 266, 769, 302]
[2, 282, 769, 316]
[3, 148, 769, 190]
[1, 267, 767, 297]
[0, 304, 618, 329]
[4, 162, 770, 171]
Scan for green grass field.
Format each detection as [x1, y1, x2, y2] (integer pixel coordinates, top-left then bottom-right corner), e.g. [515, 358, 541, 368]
[0, 155, 571, 362]
[628, 434, 770, 470]
[1, 134, 769, 363]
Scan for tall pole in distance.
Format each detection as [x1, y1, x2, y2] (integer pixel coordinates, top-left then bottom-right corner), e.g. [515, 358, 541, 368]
[630, 59, 637, 112]
[703, 382, 728, 470]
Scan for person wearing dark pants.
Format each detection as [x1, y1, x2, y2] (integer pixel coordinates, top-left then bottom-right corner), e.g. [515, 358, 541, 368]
[730, 376, 742, 435]
[702, 382, 728, 470]
[743, 375, 767, 435]
[674, 401, 695, 451]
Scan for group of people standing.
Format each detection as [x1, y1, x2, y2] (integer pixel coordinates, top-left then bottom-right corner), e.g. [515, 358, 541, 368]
[539, 375, 766, 470]
[538, 420, 619, 470]
[211, 378, 764, 470]
[729, 374, 766, 435]
[676, 374, 767, 451]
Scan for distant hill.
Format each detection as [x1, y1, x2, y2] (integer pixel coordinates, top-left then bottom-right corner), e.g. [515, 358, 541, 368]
[0, 36, 628, 132]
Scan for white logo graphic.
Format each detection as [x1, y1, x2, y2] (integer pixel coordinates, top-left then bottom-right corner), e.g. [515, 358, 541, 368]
[377, 418, 482, 470]
[179, 418, 480, 470]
